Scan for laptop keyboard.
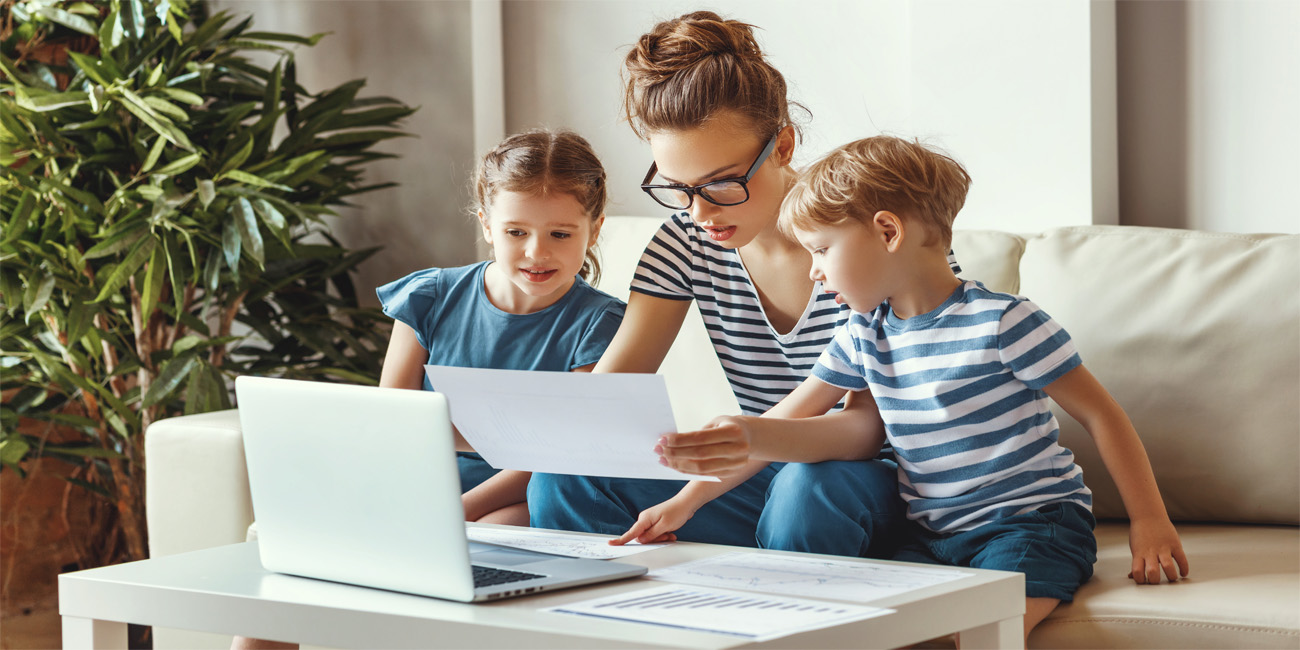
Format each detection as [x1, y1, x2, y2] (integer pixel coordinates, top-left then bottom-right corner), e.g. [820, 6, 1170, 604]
[472, 564, 545, 588]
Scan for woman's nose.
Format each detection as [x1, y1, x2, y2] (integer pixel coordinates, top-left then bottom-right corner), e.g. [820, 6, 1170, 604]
[689, 196, 721, 223]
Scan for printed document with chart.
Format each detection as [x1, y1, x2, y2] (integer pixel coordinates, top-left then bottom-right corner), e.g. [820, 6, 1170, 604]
[424, 365, 718, 482]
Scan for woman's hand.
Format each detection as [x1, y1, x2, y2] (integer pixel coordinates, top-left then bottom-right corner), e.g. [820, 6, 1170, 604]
[610, 497, 698, 545]
[1128, 516, 1190, 584]
[656, 415, 756, 477]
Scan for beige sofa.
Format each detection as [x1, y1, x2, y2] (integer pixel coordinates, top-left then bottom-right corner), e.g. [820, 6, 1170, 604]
[145, 217, 1300, 649]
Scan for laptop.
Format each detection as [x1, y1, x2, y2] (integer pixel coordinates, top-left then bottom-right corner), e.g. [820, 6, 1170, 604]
[235, 375, 647, 602]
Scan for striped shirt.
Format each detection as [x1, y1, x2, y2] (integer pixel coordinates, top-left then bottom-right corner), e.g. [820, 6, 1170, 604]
[813, 280, 1092, 533]
[631, 212, 960, 415]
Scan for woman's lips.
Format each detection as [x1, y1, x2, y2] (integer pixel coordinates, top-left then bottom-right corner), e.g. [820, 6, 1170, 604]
[702, 225, 737, 242]
[521, 268, 557, 282]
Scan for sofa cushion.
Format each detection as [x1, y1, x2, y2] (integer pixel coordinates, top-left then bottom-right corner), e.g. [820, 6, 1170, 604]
[951, 229, 1027, 294]
[1017, 226, 1300, 524]
[1035, 523, 1300, 649]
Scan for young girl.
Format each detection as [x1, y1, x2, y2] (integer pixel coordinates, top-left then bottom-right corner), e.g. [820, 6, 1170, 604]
[233, 129, 623, 649]
[377, 128, 625, 526]
[528, 11, 959, 555]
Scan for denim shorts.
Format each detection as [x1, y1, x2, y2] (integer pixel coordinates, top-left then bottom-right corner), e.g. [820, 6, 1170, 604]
[891, 502, 1097, 601]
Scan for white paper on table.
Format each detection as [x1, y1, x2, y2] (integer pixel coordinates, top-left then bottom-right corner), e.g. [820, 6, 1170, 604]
[466, 526, 667, 560]
[425, 365, 717, 481]
[544, 584, 892, 641]
[648, 552, 972, 602]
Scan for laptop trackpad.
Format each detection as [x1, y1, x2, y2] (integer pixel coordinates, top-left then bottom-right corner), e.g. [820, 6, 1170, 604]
[470, 545, 552, 567]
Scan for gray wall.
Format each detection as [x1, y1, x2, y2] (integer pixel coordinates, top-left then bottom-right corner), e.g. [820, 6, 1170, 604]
[213, 1, 479, 307]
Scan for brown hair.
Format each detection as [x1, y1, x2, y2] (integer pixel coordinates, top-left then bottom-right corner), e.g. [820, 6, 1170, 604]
[779, 136, 971, 247]
[474, 129, 608, 284]
[622, 10, 805, 140]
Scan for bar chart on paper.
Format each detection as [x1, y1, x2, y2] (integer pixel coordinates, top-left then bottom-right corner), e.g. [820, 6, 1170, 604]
[648, 552, 971, 602]
[545, 584, 891, 641]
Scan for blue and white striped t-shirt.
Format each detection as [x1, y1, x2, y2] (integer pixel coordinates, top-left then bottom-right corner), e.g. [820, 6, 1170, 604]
[813, 280, 1092, 533]
[631, 212, 960, 415]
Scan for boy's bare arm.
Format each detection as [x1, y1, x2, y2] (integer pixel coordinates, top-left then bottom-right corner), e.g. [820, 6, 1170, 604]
[1044, 365, 1190, 584]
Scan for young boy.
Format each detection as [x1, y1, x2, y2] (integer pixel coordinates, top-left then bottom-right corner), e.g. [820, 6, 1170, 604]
[763, 136, 1188, 639]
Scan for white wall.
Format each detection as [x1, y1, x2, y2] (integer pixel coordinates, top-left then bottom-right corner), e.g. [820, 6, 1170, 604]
[503, 0, 1298, 235]
[1118, 0, 1299, 234]
[503, 0, 1117, 232]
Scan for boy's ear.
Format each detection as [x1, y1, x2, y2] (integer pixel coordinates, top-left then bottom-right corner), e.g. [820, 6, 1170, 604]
[873, 211, 905, 252]
[477, 209, 493, 245]
[774, 125, 797, 167]
[588, 214, 605, 247]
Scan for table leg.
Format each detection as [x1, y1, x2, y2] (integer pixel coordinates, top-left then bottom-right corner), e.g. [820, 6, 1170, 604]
[959, 615, 1023, 649]
[61, 616, 128, 650]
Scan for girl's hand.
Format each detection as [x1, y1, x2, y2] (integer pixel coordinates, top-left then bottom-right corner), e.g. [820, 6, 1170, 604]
[1127, 516, 1190, 584]
[610, 498, 697, 546]
[656, 416, 755, 477]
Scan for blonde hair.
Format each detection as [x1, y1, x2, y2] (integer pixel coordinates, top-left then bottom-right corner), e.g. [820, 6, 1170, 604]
[779, 136, 971, 247]
[473, 129, 608, 285]
[622, 10, 806, 140]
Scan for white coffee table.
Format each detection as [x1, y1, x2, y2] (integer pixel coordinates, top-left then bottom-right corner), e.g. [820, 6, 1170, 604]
[60, 530, 1024, 649]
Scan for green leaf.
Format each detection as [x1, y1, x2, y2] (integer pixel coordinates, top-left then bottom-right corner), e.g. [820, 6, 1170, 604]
[2, 191, 36, 245]
[241, 31, 329, 46]
[222, 170, 293, 192]
[31, 6, 97, 35]
[84, 221, 147, 259]
[122, 0, 147, 39]
[42, 444, 126, 460]
[67, 52, 117, 87]
[140, 135, 167, 173]
[152, 152, 203, 177]
[142, 352, 198, 407]
[221, 218, 241, 271]
[233, 198, 264, 266]
[157, 87, 204, 106]
[15, 88, 90, 112]
[23, 274, 56, 323]
[0, 438, 30, 466]
[203, 250, 221, 291]
[100, 7, 124, 51]
[140, 244, 165, 320]
[147, 62, 165, 87]
[220, 136, 254, 175]
[251, 198, 287, 231]
[117, 87, 196, 152]
[198, 179, 216, 209]
[93, 235, 156, 303]
[142, 95, 190, 122]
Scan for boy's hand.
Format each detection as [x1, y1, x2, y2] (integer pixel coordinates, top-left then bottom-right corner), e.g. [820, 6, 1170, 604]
[657, 415, 755, 476]
[1128, 516, 1190, 584]
[610, 498, 697, 546]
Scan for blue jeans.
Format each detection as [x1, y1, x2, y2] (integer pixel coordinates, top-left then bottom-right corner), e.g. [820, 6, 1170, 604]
[528, 459, 904, 558]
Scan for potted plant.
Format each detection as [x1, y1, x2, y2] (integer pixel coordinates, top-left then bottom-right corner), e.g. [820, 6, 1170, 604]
[0, 0, 414, 575]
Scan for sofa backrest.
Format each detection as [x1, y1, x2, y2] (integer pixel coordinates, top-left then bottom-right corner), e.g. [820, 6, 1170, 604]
[598, 217, 1300, 526]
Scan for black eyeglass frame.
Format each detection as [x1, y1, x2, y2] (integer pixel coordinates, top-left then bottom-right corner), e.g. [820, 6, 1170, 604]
[640, 133, 780, 210]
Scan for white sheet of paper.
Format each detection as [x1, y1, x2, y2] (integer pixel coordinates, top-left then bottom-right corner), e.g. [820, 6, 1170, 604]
[648, 552, 972, 603]
[425, 365, 717, 481]
[545, 584, 891, 641]
[466, 526, 666, 560]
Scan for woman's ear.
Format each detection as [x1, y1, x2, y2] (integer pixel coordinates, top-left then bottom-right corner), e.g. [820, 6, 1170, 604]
[477, 209, 494, 245]
[588, 214, 605, 247]
[873, 211, 905, 252]
[775, 124, 797, 167]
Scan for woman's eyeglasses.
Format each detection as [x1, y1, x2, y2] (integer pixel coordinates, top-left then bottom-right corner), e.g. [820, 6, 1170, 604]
[640, 134, 779, 210]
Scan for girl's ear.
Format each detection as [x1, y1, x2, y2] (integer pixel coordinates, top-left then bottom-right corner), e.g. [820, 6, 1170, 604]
[478, 209, 494, 245]
[873, 211, 905, 252]
[588, 214, 605, 247]
[774, 124, 797, 167]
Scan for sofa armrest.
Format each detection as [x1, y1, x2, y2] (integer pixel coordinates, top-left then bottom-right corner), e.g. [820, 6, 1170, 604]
[145, 409, 254, 558]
